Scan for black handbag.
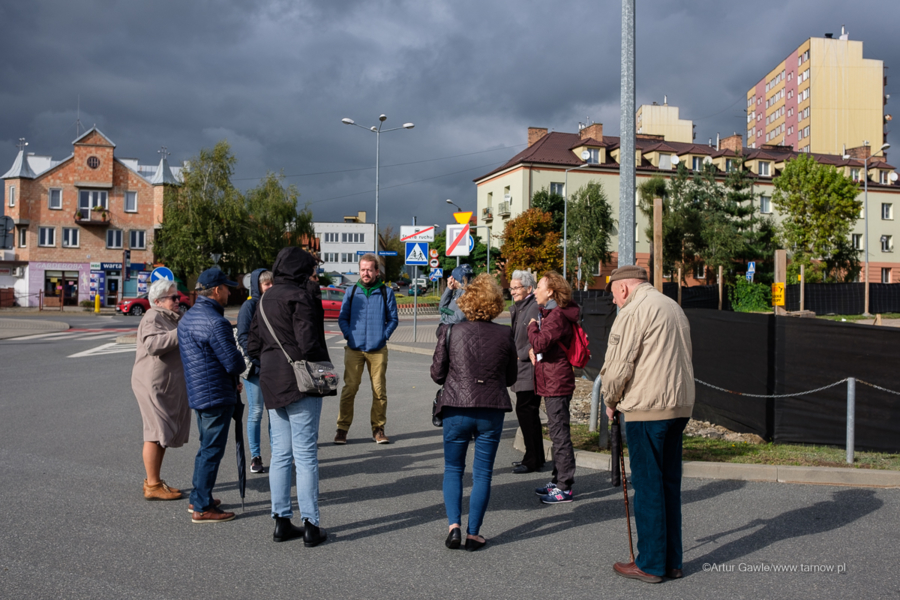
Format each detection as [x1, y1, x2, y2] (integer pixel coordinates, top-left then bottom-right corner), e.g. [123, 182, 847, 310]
[432, 325, 452, 427]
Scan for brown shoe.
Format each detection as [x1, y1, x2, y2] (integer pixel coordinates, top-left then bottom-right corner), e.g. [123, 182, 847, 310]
[143, 479, 182, 501]
[334, 429, 348, 445]
[666, 568, 683, 579]
[613, 561, 663, 583]
[192, 508, 236, 524]
[373, 428, 390, 444]
[188, 498, 221, 513]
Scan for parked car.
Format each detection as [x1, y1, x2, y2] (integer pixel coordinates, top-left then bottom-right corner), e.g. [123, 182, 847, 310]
[116, 291, 193, 317]
[389, 282, 400, 292]
[409, 283, 429, 296]
[321, 286, 345, 319]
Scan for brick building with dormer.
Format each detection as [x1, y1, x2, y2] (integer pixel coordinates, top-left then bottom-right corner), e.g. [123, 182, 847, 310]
[1, 128, 181, 307]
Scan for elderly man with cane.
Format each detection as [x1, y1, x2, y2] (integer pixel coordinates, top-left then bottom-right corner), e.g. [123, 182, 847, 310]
[600, 265, 694, 583]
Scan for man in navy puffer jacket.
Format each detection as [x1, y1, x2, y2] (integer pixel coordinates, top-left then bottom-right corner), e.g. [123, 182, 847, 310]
[178, 267, 246, 523]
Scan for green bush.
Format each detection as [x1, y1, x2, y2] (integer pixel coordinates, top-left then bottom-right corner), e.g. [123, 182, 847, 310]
[79, 300, 94, 308]
[729, 277, 771, 312]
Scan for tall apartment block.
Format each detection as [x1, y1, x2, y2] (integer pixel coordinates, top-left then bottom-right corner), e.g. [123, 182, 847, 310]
[746, 28, 886, 155]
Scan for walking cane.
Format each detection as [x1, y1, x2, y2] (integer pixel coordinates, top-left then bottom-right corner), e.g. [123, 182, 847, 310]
[614, 411, 635, 562]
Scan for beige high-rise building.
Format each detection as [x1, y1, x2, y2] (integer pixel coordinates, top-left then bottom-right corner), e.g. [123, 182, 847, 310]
[636, 101, 693, 143]
[746, 28, 886, 155]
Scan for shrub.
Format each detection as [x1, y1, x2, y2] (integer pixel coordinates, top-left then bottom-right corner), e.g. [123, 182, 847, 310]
[729, 277, 771, 312]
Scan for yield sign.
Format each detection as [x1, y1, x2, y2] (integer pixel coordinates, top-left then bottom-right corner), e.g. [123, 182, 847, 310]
[405, 242, 429, 265]
[446, 224, 470, 257]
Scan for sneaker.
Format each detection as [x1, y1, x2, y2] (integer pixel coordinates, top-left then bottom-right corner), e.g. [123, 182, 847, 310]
[250, 456, 265, 473]
[143, 479, 182, 501]
[540, 488, 574, 504]
[534, 482, 559, 496]
[373, 428, 390, 444]
[334, 429, 348, 445]
[192, 507, 236, 524]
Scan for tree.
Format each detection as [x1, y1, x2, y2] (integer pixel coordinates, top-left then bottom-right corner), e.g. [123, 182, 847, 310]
[379, 226, 404, 283]
[242, 171, 313, 272]
[154, 141, 245, 280]
[532, 188, 565, 233]
[772, 153, 862, 282]
[566, 181, 616, 286]
[500, 208, 562, 277]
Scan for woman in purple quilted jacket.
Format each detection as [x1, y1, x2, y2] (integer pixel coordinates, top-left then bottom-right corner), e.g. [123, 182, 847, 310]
[431, 274, 518, 552]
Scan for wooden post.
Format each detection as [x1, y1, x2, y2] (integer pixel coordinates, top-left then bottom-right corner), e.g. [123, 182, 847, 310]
[800, 264, 805, 312]
[677, 267, 682, 306]
[718, 265, 724, 310]
[774, 249, 787, 316]
[653, 197, 663, 292]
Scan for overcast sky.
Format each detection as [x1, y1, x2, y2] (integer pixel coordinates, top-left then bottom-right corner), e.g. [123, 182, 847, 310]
[2, 0, 897, 235]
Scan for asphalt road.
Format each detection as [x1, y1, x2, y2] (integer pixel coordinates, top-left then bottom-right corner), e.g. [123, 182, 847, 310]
[1, 316, 898, 599]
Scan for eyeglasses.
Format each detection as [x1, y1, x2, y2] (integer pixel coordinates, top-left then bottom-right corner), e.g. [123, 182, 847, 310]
[161, 295, 179, 302]
[509, 286, 525, 292]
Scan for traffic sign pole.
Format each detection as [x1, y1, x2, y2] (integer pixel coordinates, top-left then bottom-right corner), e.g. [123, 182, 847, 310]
[413, 265, 418, 342]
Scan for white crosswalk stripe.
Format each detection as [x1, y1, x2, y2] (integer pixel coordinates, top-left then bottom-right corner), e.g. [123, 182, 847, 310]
[68, 342, 137, 358]
[6, 328, 136, 342]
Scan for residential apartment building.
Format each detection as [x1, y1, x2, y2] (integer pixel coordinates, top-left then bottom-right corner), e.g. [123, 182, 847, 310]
[314, 211, 375, 277]
[746, 28, 886, 155]
[1, 128, 181, 306]
[475, 123, 900, 286]
[636, 101, 694, 143]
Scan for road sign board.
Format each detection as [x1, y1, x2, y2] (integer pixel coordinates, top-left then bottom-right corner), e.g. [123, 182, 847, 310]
[429, 268, 443, 281]
[429, 258, 440, 268]
[771, 282, 785, 306]
[150, 267, 174, 282]
[356, 250, 369, 255]
[429, 249, 439, 259]
[378, 251, 398, 256]
[405, 242, 429, 265]
[453, 212, 473, 225]
[446, 224, 470, 257]
[746, 273, 754, 283]
[400, 226, 435, 242]
[747, 261, 756, 274]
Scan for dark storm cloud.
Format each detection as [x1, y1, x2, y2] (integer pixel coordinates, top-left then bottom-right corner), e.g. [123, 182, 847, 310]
[1, 0, 898, 232]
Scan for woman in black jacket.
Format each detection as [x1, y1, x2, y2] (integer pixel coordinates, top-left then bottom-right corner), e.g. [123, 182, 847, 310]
[431, 274, 518, 551]
[248, 247, 331, 547]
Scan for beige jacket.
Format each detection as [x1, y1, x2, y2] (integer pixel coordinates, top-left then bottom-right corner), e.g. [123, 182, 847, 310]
[600, 283, 694, 421]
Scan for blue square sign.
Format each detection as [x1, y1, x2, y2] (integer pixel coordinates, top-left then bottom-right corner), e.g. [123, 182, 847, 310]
[405, 242, 429, 266]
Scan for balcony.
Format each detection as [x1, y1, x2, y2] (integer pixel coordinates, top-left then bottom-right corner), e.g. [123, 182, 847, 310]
[74, 209, 111, 226]
[497, 201, 511, 217]
[482, 207, 493, 221]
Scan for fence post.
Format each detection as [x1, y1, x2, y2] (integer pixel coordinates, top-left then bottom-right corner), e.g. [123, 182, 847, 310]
[677, 267, 682, 306]
[846, 377, 856, 464]
[718, 265, 723, 310]
[800, 264, 805, 312]
[39, 290, 43, 311]
[653, 197, 663, 292]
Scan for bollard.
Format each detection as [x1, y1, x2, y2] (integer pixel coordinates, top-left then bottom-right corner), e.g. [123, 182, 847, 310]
[846, 378, 856, 464]
[94, 293, 101, 314]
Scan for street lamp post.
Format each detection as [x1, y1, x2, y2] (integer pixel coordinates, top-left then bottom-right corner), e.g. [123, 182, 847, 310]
[564, 163, 591, 279]
[342, 115, 415, 255]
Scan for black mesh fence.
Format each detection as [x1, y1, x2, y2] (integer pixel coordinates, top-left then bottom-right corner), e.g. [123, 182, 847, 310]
[572, 290, 615, 381]
[783, 283, 900, 315]
[662, 283, 732, 310]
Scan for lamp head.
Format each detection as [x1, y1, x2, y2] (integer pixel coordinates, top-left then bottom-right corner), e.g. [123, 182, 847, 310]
[445, 199, 453, 205]
[370, 126, 377, 132]
[341, 118, 354, 125]
[842, 154, 851, 160]
[881, 143, 891, 152]
[403, 123, 415, 129]
[379, 114, 387, 122]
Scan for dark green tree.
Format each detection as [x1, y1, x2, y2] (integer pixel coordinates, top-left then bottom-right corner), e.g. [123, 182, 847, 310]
[532, 188, 565, 233]
[242, 171, 313, 271]
[566, 181, 615, 286]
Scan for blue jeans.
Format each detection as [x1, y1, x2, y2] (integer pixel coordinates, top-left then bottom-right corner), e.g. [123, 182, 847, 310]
[625, 417, 689, 577]
[190, 404, 235, 512]
[269, 396, 323, 525]
[442, 407, 504, 537]
[244, 375, 270, 459]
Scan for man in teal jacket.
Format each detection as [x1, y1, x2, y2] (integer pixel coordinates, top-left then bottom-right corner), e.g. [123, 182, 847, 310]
[335, 253, 399, 444]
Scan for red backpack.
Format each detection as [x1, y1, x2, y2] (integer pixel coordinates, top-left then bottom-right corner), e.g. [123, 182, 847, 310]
[560, 322, 591, 368]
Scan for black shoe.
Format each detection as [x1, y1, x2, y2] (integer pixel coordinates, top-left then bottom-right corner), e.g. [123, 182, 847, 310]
[303, 519, 328, 547]
[513, 464, 535, 474]
[445, 528, 462, 549]
[250, 456, 266, 473]
[464, 537, 487, 552]
[511, 461, 522, 467]
[272, 516, 305, 542]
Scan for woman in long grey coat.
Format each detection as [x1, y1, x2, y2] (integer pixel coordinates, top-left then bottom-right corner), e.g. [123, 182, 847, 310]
[132, 279, 190, 501]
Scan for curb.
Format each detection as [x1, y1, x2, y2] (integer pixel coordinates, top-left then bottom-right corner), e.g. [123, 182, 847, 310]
[513, 429, 900, 489]
[0, 318, 69, 340]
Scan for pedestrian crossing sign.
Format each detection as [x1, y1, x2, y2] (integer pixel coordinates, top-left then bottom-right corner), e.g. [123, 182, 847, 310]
[405, 242, 429, 266]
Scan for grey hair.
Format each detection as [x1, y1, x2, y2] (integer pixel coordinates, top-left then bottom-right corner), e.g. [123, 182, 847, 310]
[148, 279, 177, 304]
[510, 270, 535, 290]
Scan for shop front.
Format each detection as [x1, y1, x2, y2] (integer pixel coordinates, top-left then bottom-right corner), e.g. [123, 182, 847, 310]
[89, 262, 149, 306]
[27, 262, 92, 307]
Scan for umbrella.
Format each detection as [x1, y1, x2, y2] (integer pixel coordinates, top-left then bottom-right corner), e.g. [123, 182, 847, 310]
[610, 408, 622, 487]
[232, 390, 247, 511]
[612, 411, 635, 563]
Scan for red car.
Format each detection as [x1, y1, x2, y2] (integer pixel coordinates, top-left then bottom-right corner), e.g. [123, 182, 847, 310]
[116, 291, 193, 317]
[321, 286, 345, 319]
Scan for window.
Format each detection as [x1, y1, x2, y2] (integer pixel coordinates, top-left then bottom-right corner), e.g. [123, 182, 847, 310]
[341, 253, 355, 263]
[882, 235, 893, 252]
[803, 126, 810, 137]
[124, 191, 137, 212]
[725, 159, 736, 172]
[79, 190, 108, 211]
[692, 156, 704, 171]
[882, 268, 892, 284]
[550, 182, 565, 196]
[106, 229, 123, 249]
[62, 227, 79, 248]
[658, 154, 673, 170]
[693, 262, 705, 279]
[18, 227, 26, 247]
[759, 162, 770, 176]
[880, 171, 890, 184]
[323, 232, 339, 243]
[852, 234, 863, 249]
[760, 196, 772, 214]
[129, 230, 146, 249]
[851, 168, 861, 181]
[8, 186, 14, 207]
[882, 203, 893, 220]
[49, 189, 62, 210]
[635, 224, 639, 243]
[341, 232, 365, 243]
[86, 156, 100, 169]
[322, 252, 338, 262]
[584, 148, 600, 164]
[39, 227, 55, 247]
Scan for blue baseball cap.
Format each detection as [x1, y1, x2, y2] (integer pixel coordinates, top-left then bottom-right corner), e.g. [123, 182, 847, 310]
[196, 267, 238, 290]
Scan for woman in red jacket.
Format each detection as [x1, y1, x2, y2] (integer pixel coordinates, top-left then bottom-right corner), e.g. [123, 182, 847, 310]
[527, 271, 580, 504]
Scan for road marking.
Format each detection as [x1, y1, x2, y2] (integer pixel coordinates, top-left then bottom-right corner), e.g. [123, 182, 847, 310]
[68, 342, 137, 358]
[5, 328, 136, 342]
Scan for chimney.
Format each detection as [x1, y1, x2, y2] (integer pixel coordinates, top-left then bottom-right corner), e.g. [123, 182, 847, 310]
[721, 134, 743, 154]
[580, 123, 603, 141]
[528, 127, 548, 147]
[847, 145, 872, 160]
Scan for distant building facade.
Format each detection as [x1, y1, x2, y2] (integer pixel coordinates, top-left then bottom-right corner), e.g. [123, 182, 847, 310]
[313, 211, 375, 277]
[636, 101, 694, 143]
